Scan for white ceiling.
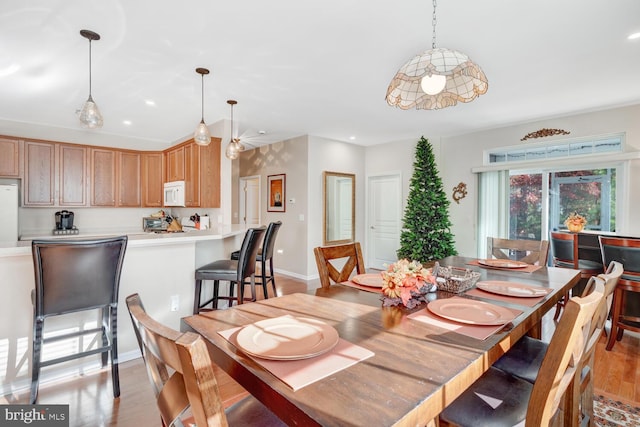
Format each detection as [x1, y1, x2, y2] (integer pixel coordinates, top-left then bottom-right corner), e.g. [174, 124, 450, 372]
[1, 0, 639, 151]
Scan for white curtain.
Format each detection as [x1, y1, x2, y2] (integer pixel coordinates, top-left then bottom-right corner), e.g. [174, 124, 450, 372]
[477, 170, 509, 258]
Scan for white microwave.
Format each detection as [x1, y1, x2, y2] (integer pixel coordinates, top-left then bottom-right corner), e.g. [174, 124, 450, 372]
[163, 180, 186, 207]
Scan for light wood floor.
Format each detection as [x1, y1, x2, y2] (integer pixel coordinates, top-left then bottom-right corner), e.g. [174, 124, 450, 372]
[6, 274, 639, 427]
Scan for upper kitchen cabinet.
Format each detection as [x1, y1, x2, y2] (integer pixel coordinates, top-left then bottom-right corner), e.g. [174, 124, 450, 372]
[118, 151, 141, 206]
[141, 152, 163, 207]
[24, 140, 88, 207]
[199, 138, 221, 208]
[0, 137, 20, 177]
[91, 148, 141, 207]
[90, 148, 116, 206]
[166, 145, 185, 182]
[59, 144, 88, 206]
[184, 143, 200, 207]
[24, 140, 56, 206]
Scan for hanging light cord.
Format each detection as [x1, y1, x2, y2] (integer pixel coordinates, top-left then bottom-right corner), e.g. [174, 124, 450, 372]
[432, 0, 438, 49]
[200, 73, 205, 121]
[88, 38, 93, 97]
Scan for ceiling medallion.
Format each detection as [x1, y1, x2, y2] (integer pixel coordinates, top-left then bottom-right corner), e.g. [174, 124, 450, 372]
[520, 128, 570, 142]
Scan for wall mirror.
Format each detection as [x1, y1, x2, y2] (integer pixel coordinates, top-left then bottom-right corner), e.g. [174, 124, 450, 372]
[323, 171, 355, 246]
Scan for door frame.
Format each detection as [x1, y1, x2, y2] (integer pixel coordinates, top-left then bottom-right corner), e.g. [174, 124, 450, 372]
[239, 175, 261, 226]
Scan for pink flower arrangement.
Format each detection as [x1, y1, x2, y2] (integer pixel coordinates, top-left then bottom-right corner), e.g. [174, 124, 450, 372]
[382, 259, 436, 308]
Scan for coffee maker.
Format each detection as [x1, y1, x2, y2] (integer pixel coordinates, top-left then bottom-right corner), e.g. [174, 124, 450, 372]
[55, 210, 75, 230]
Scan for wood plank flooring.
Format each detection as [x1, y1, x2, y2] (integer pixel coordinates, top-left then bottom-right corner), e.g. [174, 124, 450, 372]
[4, 274, 638, 427]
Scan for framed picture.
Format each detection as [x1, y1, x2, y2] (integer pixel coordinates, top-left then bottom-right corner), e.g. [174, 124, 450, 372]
[267, 174, 286, 212]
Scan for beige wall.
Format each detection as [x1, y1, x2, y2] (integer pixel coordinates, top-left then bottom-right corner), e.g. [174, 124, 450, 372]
[238, 136, 310, 278]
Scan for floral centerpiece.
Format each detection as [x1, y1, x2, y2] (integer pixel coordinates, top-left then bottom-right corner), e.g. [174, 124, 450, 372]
[564, 212, 587, 232]
[381, 259, 437, 309]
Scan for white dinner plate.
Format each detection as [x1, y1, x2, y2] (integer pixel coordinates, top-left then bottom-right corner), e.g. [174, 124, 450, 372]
[476, 281, 551, 298]
[427, 298, 516, 325]
[236, 315, 339, 360]
[477, 259, 529, 269]
[352, 273, 384, 288]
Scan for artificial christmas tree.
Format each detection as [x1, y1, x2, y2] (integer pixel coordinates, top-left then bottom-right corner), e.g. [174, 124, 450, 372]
[397, 136, 457, 262]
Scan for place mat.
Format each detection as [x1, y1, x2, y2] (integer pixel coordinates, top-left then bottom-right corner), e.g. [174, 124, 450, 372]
[219, 326, 374, 391]
[467, 259, 542, 273]
[340, 280, 384, 293]
[465, 286, 549, 307]
[407, 300, 522, 340]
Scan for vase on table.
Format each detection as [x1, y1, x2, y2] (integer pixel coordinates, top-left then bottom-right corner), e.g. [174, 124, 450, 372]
[567, 223, 584, 233]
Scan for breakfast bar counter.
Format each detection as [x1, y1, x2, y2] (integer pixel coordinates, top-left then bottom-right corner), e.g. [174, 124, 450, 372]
[0, 224, 251, 396]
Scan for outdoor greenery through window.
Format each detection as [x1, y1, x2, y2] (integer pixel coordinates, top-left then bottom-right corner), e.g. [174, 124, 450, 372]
[509, 168, 616, 241]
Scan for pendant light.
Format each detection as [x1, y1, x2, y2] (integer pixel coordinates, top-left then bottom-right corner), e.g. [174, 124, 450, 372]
[193, 67, 212, 146]
[78, 30, 103, 128]
[224, 99, 240, 159]
[385, 0, 488, 110]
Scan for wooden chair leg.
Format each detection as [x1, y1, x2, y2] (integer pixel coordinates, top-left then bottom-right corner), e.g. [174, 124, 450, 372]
[193, 279, 203, 314]
[606, 289, 623, 351]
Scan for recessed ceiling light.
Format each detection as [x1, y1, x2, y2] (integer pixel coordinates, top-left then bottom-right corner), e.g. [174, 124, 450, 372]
[123, 120, 132, 125]
[258, 130, 266, 135]
[349, 136, 356, 141]
[628, 32, 640, 40]
[145, 100, 156, 106]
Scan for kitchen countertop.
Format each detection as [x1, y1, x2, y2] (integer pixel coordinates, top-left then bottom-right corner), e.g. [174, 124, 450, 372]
[0, 224, 250, 257]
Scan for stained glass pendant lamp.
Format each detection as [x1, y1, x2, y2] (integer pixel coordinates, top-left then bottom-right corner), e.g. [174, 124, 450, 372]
[193, 68, 212, 146]
[78, 30, 103, 128]
[385, 0, 488, 110]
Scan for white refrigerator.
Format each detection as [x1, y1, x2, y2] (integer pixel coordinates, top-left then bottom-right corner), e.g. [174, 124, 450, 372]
[0, 184, 19, 242]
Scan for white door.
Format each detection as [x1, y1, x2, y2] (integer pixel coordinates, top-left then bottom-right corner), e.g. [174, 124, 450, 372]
[367, 173, 402, 270]
[239, 176, 260, 225]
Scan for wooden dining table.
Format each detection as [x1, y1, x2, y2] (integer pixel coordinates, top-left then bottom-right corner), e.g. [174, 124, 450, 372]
[181, 256, 581, 426]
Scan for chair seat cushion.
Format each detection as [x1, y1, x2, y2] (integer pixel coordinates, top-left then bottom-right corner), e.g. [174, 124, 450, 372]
[225, 395, 286, 426]
[492, 335, 547, 384]
[195, 260, 238, 281]
[231, 249, 263, 261]
[439, 367, 531, 427]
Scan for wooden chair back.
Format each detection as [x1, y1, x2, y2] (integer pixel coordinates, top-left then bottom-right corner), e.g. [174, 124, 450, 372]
[126, 293, 228, 427]
[314, 242, 365, 288]
[487, 237, 549, 265]
[526, 277, 605, 426]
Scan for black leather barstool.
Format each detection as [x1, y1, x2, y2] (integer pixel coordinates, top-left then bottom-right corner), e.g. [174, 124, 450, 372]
[231, 221, 282, 299]
[30, 236, 128, 404]
[193, 227, 266, 313]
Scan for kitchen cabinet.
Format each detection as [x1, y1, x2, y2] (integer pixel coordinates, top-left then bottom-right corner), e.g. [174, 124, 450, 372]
[184, 143, 200, 207]
[142, 152, 164, 207]
[24, 140, 55, 206]
[166, 145, 185, 182]
[59, 144, 88, 206]
[117, 151, 141, 206]
[199, 138, 221, 208]
[91, 148, 116, 206]
[0, 137, 20, 177]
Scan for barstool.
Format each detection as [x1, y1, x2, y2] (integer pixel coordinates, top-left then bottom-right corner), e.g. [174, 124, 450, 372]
[230, 221, 282, 299]
[550, 231, 603, 319]
[193, 227, 266, 313]
[30, 236, 128, 404]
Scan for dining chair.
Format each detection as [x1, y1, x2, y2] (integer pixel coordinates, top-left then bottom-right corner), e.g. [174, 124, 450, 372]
[230, 221, 282, 299]
[439, 278, 605, 427]
[491, 268, 619, 427]
[486, 236, 549, 266]
[599, 236, 640, 351]
[30, 236, 128, 404]
[126, 293, 285, 427]
[194, 226, 266, 313]
[550, 231, 604, 319]
[313, 242, 366, 288]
